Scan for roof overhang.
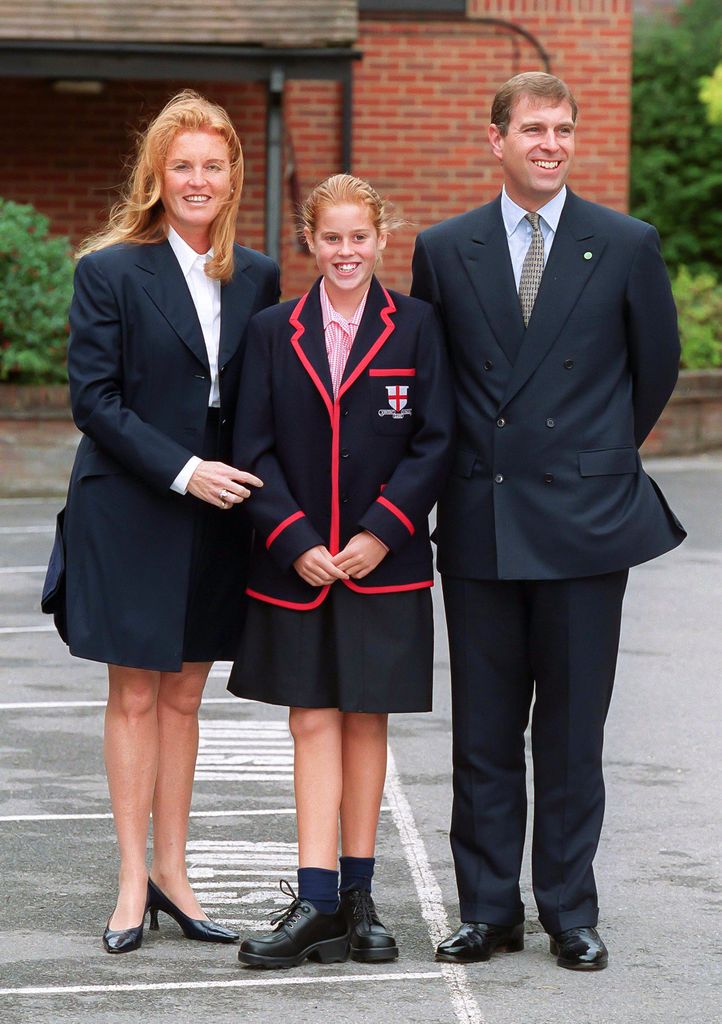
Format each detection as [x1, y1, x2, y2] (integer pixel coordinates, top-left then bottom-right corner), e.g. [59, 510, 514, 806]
[0, 39, 361, 82]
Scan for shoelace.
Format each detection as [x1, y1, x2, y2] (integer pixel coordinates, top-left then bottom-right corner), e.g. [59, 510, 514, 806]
[269, 878, 305, 929]
[349, 889, 376, 928]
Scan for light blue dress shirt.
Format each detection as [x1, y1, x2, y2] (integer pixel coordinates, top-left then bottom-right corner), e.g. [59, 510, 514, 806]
[500, 186, 567, 290]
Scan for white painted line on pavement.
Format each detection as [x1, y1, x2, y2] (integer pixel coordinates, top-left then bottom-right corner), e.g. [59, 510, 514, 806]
[0, 697, 249, 710]
[0, 808, 299, 823]
[0, 625, 56, 634]
[0, 525, 54, 534]
[0, 971, 443, 997]
[0, 565, 46, 574]
[196, 719, 293, 783]
[385, 748, 484, 1024]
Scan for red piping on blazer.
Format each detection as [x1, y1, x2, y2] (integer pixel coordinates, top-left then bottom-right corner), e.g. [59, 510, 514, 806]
[250, 285, 417, 609]
[376, 494, 415, 536]
[266, 510, 306, 550]
[246, 585, 330, 611]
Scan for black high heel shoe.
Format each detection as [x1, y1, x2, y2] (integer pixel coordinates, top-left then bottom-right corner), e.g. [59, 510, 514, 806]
[102, 896, 149, 954]
[147, 878, 239, 943]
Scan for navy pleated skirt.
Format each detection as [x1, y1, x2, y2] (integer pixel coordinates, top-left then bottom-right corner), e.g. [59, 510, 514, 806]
[227, 582, 434, 713]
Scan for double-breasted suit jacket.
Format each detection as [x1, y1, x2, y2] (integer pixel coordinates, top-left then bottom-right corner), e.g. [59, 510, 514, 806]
[45, 240, 279, 670]
[411, 190, 686, 580]
[233, 276, 455, 609]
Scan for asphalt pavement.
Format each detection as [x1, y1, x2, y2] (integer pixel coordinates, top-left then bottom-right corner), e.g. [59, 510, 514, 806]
[0, 454, 720, 1024]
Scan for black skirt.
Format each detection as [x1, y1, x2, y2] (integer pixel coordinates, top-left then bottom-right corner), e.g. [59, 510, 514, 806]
[182, 408, 247, 662]
[227, 582, 434, 713]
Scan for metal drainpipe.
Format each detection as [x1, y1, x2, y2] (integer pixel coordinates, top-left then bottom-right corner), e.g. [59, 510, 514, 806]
[264, 65, 285, 263]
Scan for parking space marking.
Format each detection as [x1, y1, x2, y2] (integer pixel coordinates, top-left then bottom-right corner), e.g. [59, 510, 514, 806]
[386, 749, 484, 1024]
[0, 698, 243, 710]
[186, 838, 297, 926]
[0, 565, 46, 574]
[0, 525, 54, 534]
[0, 625, 56, 634]
[0, 971, 443, 997]
[0, 808, 300, 823]
[196, 719, 293, 783]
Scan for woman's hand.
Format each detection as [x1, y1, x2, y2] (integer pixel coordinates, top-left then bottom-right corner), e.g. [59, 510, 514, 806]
[187, 461, 263, 508]
[332, 532, 389, 579]
[293, 546, 349, 587]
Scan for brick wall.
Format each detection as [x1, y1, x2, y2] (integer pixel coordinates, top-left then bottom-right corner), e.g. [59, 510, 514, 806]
[3, 78, 268, 253]
[3, 2, 632, 298]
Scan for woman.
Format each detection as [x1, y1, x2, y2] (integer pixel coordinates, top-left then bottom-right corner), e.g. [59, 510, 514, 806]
[42, 90, 279, 953]
[227, 174, 454, 968]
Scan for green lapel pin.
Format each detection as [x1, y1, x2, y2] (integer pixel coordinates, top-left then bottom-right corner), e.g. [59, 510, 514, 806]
[583, 251, 593, 260]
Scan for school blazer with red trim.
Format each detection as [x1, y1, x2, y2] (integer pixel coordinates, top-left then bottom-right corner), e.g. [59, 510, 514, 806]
[233, 276, 455, 609]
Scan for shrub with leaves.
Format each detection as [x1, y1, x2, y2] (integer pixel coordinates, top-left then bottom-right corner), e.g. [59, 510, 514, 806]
[0, 198, 75, 383]
[631, 0, 722, 276]
[673, 266, 722, 369]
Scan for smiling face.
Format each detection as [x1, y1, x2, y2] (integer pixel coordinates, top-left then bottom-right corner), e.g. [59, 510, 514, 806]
[304, 202, 387, 317]
[161, 128, 232, 252]
[488, 93, 575, 211]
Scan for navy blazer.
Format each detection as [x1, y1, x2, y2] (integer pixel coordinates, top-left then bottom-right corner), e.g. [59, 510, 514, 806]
[44, 239, 280, 670]
[411, 190, 685, 580]
[233, 276, 455, 609]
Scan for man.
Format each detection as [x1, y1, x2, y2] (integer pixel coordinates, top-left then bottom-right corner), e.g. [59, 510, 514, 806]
[411, 72, 685, 971]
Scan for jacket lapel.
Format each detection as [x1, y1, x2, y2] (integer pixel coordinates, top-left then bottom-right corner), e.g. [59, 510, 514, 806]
[456, 197, 524, 367]
[289, 279, 335, 417]
[498, 191, 608, 411]
[137, 241, 209, 371]
[338, 276, 397, 394]
[218, 247, 258, 367]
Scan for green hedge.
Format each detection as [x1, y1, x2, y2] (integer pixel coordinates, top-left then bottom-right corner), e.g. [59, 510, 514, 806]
[631, 0, 722, 277]
[673, 267, 722, 370]
[0, 198, 74, 384]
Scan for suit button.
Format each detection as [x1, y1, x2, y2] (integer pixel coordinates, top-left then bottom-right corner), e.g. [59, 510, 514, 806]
[544, 473, 554, 484]
[341, 449, 350, 459]
[221, 418, 228, 426]
[546, 418, 555, 428]
[494, 473, 504, 484]
[483, 360, 493, 371]
[220, 364, 227, 374]
[341, 408, 349, 417]
[496, 417, 506, 428]
[341, 494, 350, 503]
[564, 359, 574, 369]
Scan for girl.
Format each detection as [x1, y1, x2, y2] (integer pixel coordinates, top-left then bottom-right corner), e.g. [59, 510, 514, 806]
[228, 174, 454, 968]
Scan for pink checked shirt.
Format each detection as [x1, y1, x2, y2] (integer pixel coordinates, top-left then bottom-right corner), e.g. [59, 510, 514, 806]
[320, 278, 369, 398]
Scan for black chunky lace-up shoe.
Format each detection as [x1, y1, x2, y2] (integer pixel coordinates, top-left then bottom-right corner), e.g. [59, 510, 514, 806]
[238, 880, 349, 969]
[340, 888, 399, 962]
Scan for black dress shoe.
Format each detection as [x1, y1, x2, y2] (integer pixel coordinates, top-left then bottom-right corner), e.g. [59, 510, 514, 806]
[340, 889, 399, 963]
[549, 926, 608, 971]
[147, 878, 239, 943]
[238, 880, 349, 969]
[102, 915, 145, 954]
[435, 921, 524, 963]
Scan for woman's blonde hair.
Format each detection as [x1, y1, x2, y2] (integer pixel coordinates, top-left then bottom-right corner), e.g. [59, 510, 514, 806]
[299, 174, 405, 241]
[77, 90, 244, 283]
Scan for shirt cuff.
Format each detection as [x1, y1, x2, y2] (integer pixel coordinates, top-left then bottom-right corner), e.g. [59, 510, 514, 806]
[170, 456, 202, 494]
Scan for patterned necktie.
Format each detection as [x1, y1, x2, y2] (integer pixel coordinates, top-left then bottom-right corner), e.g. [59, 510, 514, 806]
[518, 212, 545, 327]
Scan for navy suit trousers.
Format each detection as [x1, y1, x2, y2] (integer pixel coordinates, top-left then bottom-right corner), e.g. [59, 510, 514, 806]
[442, 570, 628, 934]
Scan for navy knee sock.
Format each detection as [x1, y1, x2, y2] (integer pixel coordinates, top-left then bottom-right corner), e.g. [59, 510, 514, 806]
[339, 855, 375, 893]
[297, 867, 339, 913]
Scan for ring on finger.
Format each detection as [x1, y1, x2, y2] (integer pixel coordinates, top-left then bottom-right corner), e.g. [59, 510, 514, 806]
[219, 487, 230, 502]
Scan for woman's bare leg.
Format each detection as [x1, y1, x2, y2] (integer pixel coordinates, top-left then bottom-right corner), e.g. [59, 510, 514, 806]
[105, 665, 160, 929]
[290, 707, 343, 869]
[149, 661, 211, 919]
[339, 712, 388, 857]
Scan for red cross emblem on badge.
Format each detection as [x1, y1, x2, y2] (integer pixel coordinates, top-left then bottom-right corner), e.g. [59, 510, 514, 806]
[386, 385, 409, 411]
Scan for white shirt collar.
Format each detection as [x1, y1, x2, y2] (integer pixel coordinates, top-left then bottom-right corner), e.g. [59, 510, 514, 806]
[501, 185, 567, 238]
[167, 226, 212, 278]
